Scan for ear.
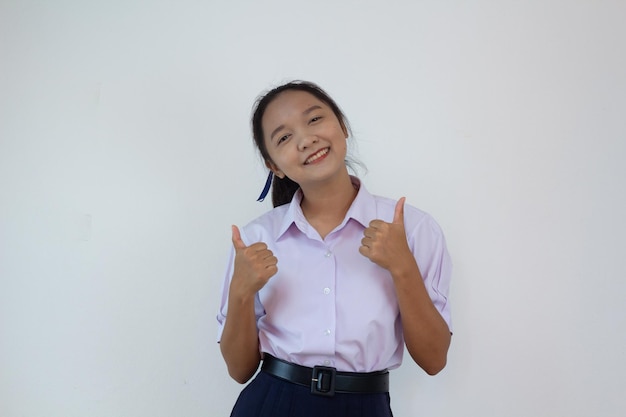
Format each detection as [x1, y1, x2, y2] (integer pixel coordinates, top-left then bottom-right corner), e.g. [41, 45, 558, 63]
[265, 160, 285, 179]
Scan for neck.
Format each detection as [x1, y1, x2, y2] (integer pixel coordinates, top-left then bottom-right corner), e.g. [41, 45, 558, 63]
[299, 172, 358, 236]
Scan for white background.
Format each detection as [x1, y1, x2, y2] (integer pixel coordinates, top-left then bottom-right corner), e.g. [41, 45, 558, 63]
[1, 1, 625, 416]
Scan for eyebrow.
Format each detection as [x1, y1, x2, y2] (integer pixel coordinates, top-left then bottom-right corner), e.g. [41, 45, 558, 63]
[303, 104, 322, 115]
[269, 105, 323, 141]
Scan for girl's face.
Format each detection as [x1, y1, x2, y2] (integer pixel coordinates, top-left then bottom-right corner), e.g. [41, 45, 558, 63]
[261, 90, 349, 189]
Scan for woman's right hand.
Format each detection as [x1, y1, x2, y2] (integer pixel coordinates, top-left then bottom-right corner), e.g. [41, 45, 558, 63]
[221, 226, 275, 383]
[230, 225, 277, 298]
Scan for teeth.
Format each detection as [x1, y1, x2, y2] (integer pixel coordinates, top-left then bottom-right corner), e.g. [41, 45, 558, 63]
[306, 148, 329, 164]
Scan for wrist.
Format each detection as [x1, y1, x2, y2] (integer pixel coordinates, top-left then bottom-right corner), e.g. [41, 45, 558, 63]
[228, 280, 257, 307]
[389, 257, 420, 283]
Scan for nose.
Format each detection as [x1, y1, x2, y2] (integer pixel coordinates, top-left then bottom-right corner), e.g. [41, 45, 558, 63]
[297, 133, 318, 151]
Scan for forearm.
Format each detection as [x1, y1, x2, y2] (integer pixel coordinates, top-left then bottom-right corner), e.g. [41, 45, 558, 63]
[391, 260, 451, 375]
[220, 291, 262, 384]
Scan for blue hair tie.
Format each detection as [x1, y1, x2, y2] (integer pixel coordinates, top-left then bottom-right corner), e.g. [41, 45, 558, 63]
[256, 171, 273, 202]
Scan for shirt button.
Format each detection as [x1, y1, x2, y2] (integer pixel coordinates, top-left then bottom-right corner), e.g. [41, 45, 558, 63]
[324, 251, 332, 258]
[323, 360, 331, 366]
[324, 329, 331, 336]
[323, 287, 331, 295]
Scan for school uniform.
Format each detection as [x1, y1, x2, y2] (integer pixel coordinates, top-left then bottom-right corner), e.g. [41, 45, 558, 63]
[217, 177, 452, 416]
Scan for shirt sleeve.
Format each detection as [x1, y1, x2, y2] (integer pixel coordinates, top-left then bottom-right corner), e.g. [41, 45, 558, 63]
[215, 245, 235, 343]
[215, 228, 267, 343]
[408, 213, 453, 333]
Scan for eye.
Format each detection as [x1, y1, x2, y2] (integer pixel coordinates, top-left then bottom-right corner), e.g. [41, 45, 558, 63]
[309, 116, 322, 124]
[277, 134, 290, 145]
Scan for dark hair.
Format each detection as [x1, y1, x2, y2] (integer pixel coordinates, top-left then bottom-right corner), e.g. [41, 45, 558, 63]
[251, 80, 352, 207]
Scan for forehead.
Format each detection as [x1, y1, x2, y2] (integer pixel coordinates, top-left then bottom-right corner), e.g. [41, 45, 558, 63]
[262, 90, 327, 126]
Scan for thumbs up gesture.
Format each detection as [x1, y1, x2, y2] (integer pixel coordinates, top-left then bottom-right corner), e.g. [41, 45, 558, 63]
[359, 198, 412, 274]
[230, 225, 278, 298]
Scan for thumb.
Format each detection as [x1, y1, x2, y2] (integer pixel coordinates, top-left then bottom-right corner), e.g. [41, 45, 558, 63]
[393, 197, 406, 224]
[231, 225, 247, 250]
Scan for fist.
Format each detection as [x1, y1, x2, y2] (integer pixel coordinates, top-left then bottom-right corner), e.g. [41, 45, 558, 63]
[230, 225, 278, 297]
[359, 197, 412, 273]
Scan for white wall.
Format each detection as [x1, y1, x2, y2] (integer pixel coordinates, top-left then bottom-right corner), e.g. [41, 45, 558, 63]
[1, 1, 625, 416]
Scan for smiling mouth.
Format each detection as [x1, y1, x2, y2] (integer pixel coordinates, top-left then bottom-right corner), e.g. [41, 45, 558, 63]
[304, 148, 330, 165]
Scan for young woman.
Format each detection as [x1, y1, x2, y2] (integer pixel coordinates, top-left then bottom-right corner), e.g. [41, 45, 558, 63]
[217, 81, 452, 417]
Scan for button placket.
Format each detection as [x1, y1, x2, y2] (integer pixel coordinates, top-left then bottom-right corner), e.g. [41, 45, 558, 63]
[318, 244, 336, 356]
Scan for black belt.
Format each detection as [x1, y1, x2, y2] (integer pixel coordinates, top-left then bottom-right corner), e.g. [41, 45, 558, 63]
[261, 354, 389, 397]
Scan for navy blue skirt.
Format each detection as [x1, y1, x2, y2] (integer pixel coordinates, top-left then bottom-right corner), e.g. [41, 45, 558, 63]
[230, 371, 393, 417]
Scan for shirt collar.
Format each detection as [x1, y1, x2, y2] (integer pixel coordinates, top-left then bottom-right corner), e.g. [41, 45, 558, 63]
[344, 177, 377, 228]
[275, 176, 377, 240]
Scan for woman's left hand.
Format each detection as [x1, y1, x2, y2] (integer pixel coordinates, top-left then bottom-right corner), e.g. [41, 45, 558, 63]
[363, 197, 451, 374]
[359, 197, 414, 274]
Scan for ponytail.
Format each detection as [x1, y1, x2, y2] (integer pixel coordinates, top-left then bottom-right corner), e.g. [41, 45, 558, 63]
[271, 175, 300, 207]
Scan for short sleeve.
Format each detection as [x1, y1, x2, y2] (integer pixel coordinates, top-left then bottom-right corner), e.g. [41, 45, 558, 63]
[408, 213, 453, 332]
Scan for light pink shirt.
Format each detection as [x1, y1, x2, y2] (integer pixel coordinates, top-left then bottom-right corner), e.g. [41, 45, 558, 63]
[216, 178, 452, 372]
